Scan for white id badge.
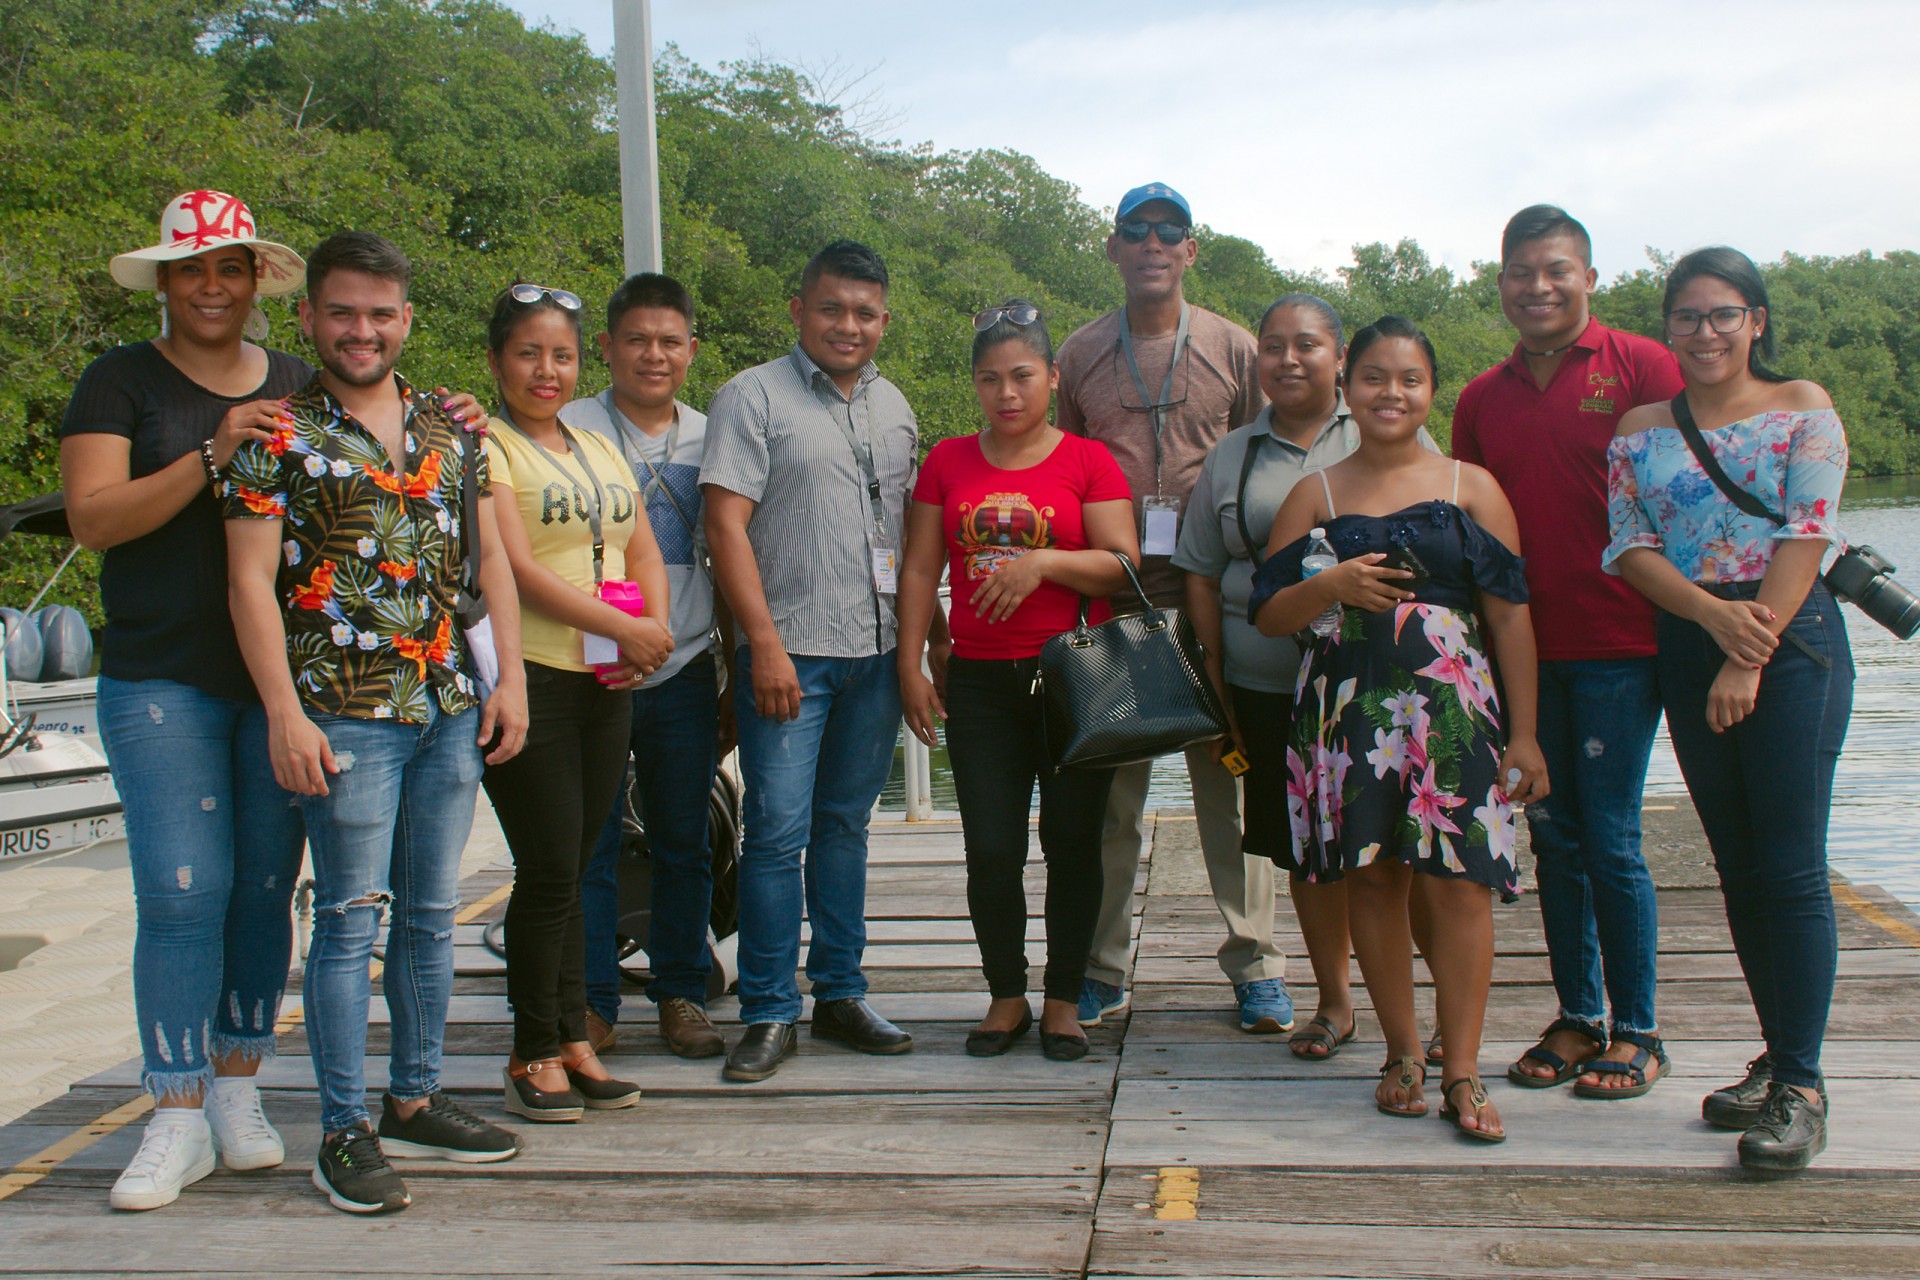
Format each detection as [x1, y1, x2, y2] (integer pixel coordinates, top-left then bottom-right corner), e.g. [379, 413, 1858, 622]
[582, 631, 619, 666]
[1142, 495, 1182, 556]
[871, 547, 899, 594]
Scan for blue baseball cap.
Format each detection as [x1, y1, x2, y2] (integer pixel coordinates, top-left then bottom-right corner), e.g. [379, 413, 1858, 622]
[1115, 182, 1192, 224]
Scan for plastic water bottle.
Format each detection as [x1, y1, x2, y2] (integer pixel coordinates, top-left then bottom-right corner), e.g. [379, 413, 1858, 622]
[1302, 527, 1342, 638]
[592, 580, 646, 683]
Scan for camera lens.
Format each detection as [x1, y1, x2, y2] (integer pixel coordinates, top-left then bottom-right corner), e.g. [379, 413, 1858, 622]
[1855, 573, 1920, 641]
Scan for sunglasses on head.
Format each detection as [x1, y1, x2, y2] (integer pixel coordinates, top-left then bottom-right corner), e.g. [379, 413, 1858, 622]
[973, 303, 1041, 331]
[505, 283, 583, 311]
[1115, 220, 1190, 246]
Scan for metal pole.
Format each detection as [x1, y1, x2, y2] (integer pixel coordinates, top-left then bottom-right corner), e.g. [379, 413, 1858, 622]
[612, 0, 662, 274]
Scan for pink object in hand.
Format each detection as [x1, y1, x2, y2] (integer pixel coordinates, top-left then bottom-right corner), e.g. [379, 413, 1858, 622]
[594, 579, 645, 683]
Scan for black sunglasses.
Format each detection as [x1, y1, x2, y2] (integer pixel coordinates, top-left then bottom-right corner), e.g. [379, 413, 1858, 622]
[1115, 220, 1190, 246]
[505, 283, 583, 311]
[973, 303, 1042, 331]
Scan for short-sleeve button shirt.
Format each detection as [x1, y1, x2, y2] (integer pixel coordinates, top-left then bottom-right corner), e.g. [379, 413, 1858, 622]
[222, 372, 488, 722]
[700, 346, 918, 658]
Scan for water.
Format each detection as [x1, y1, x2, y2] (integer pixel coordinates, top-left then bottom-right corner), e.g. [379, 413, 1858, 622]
[882, 476, 1920, 909]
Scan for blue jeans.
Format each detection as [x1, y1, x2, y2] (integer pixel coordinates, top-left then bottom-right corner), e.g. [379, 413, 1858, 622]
[297, 705, 481, 1133]
[1658, 584, 1852, 1089]
[732, 648, 901, 1025]
[584, 654, 721, 1020]
[1525, 657, 1662, 1038]
[98, 677, 306, 1099]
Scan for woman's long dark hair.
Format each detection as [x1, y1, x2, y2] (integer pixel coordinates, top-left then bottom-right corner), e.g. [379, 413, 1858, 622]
[1662, 247, 1788, 383]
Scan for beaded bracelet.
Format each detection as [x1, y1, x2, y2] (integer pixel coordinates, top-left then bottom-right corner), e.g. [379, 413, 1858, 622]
[199, 438, 222, 489]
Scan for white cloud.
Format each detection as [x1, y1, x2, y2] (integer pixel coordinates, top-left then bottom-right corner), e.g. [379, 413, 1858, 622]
[520, 0, 1920, 278]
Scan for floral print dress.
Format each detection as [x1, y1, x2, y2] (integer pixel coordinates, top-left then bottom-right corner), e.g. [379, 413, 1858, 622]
[1248, 497, 1530, 893]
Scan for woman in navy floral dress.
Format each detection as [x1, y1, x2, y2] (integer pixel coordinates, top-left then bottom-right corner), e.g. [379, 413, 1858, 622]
[1251, 316, 1546, 1142]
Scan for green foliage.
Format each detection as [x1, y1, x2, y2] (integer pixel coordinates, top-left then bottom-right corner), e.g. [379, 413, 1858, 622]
[3, 0, 1918, 624]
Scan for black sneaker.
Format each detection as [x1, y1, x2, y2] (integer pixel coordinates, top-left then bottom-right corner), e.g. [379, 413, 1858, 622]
[1702, 1052, 1773, 1129]
[313, 1124, 410, 1215]
[377, 1092, 522, 1164]
[1738, 1081, 1828, 1172]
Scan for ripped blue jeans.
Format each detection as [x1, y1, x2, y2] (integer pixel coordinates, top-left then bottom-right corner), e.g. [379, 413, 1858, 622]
[98, 676, 306, 1100]
[297, 705, 480, 1133]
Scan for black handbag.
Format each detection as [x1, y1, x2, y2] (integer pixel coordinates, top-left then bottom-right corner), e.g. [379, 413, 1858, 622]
[1035, 551, 1230, 770]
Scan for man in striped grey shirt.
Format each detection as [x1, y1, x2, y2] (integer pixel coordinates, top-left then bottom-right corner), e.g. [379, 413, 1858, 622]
[702, 240, 920, 1082]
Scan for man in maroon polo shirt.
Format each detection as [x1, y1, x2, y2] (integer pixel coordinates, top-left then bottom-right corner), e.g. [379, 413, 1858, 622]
[1452, 204, 1685, 1096]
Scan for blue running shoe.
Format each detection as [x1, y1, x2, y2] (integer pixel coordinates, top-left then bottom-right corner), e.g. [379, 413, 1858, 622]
[1235, 978, 1295, 1033]
[1076, 978, 1128, 1027]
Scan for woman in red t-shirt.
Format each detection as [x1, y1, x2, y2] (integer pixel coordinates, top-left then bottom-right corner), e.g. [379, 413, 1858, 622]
[897, 300, 1138, 1061]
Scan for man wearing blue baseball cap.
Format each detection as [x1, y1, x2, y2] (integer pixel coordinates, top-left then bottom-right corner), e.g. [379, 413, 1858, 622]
[1055, 183, 1288, 1036]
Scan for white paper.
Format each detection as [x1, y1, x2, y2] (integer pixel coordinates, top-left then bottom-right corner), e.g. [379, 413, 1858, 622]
[463, 616, 500, 698]
[582, 631, 620, 666]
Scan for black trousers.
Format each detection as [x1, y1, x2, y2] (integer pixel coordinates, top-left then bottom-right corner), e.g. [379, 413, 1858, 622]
[1230, 684, 1294, 867]
[484, 662, 633, 1060]
[944, 655, 1115, 1003]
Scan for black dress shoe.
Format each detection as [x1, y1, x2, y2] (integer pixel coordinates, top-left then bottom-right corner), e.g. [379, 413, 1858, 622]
[1738, 1082, 1828, 1172]
[810, 998, 913, 1054]
[1040, 1029, 1089, 1062]
[965, 1009, 1033, 1058]
[723, 1023, 796, 1082]
[1703, 1052, 1773, 1129]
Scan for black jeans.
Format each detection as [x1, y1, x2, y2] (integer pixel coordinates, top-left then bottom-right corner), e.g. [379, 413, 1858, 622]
[944, 655, 1115, 1004]
[1656, 583, 1853, 1089]
[1230, 684, 1293, 866]
[483, 662, 633, 1060]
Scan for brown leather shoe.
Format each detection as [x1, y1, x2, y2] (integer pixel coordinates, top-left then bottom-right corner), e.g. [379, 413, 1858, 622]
[584, 1009, 619, 1055]
[657, 997, 726, 1059]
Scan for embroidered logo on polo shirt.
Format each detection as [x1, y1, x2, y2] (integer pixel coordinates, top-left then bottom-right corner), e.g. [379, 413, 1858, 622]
[1578, 372, 1620, 414]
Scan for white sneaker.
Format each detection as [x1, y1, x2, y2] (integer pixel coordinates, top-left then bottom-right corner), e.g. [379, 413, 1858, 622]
[109, 1110, 216, 1211]
[205, 1078, 285, 1171]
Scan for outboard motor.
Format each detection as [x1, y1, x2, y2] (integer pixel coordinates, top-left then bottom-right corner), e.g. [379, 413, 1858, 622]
[33, 605, 93, 681]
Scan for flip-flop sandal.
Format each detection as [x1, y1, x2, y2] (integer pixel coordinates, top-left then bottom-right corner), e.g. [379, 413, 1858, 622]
[1289, 1014, 1357, 1060]
[1424, 1032, 1444, 1067]
[1505, 1016, 1605, 1089]
[1572, 1031, 1670, 1100]
[1440, 1076, 1507, 1143]
[1376, 1054, 1428, 1118]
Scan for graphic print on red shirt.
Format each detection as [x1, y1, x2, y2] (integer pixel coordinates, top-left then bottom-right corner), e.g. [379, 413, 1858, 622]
[913, 432, 1132, 660]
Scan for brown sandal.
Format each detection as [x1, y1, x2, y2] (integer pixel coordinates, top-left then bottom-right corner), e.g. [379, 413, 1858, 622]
[1376, 1054, 1429, 1118]
[1289, 1014, 1357, 1060]
[1440, 1076, 1506, 1143]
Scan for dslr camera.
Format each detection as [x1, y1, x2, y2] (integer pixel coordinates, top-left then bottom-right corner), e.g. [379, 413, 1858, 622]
[1824, 545, 1920, 640]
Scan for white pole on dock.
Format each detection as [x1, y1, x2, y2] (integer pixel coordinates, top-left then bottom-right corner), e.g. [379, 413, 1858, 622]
[612, 0, 663, 275]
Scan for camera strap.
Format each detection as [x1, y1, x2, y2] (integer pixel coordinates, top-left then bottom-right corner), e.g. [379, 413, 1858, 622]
[1668, 394, 1784, 524]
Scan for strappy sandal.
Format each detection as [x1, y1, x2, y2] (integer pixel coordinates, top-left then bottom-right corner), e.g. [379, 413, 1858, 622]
[1289, 1014, 1357, 1060]
[1376, 1054, 1428, 1118]
[1424, 1031, 1444, 1067]
[1505, 1016, 1605, 1089]
[1440, 1076, 1506, 1143]
[1572, 1030, 1670, 1100]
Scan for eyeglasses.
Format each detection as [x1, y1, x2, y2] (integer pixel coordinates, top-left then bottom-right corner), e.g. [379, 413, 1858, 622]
[1665, 305, 1756, 337]
[973, 303, 1041, 331]
[505, 283, 583, 311]
[1115, 220, 1190, 246]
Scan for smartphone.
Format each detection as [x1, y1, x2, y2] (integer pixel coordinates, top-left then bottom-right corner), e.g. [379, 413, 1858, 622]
[1381, 545, 1430, 589]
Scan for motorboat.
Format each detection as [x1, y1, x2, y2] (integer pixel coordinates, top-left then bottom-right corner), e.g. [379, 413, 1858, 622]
[0, 494, 123, 868]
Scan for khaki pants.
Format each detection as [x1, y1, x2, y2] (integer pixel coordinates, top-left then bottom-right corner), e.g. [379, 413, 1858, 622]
[1083, 745, 1285, 988]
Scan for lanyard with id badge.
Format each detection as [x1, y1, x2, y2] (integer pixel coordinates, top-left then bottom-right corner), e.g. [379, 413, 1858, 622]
[1119, 303, 1192, 557]
[827, 394, 898, 596]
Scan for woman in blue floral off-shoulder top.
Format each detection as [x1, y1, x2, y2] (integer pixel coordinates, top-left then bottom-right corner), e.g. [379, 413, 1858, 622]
[1604, 246, 1853, 1175]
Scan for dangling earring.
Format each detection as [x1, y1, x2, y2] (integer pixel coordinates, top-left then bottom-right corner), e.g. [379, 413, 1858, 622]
[243, 305, 270, 343]
[156, 291, 170, 340]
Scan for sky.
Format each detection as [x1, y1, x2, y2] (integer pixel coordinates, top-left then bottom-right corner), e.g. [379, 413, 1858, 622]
[515, 0, 1920, 283]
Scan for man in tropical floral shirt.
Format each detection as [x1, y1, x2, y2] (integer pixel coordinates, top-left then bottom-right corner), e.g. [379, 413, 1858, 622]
[224, 231, 529, 1216]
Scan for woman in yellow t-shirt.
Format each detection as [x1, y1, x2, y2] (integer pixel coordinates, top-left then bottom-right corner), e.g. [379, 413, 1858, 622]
[480, 283, 671, 1122]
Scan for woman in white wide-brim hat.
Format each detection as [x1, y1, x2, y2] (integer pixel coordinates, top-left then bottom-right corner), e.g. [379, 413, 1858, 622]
[58, 190, 318, 1213]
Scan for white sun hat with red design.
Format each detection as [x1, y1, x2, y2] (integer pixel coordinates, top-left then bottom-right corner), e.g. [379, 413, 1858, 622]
[110, 190, 306, 296]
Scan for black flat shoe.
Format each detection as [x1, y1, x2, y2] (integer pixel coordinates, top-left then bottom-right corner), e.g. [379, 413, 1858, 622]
[1703, 1052, 1774, 1129]
[811, 998, 913, 1054]
[723, 1022, 796, 1082]
[502, 1060, 584, 1123]
[965, 1009, 1034, 1057]
[1040, 1029, 1089, 1061]
[1738, 1082, 1827, 1172]
[560, 1051, 642, 1110]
